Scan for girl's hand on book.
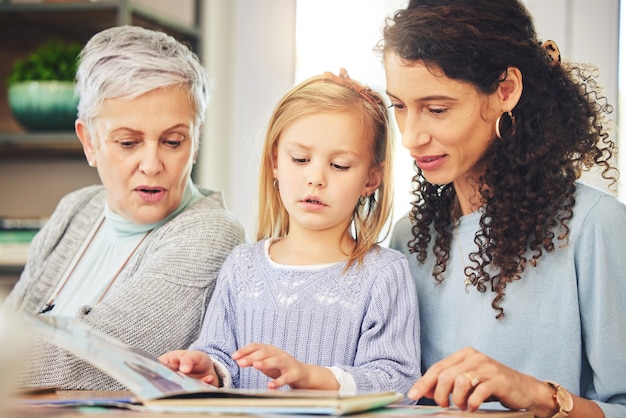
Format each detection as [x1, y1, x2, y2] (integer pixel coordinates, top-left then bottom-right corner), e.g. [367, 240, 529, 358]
[159, 350, 220, 386]
[233, 343, 338, 391]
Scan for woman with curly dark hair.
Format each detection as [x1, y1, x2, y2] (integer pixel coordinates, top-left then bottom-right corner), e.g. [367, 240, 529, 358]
[382, 1, 626, 417]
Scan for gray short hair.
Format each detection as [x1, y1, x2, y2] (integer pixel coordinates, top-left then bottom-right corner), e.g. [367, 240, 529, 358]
[75, 25, 213, 150]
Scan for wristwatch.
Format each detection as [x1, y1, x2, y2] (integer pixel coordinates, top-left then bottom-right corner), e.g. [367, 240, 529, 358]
[546, 381, 574, 418]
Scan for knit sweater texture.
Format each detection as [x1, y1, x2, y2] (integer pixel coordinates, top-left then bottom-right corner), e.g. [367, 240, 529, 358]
[189, 239, 421, 396]
[4, 184, 246, 390]
[389, 182, 626, 418]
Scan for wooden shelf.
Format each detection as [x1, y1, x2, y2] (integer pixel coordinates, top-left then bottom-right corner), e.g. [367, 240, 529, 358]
[0, 1, 201, 45]
[0, 132, 83, 159]
[0, 0, 201, 154]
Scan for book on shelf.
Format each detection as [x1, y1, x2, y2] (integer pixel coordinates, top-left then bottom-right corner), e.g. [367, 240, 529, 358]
[14, 313, 406, 415]
[0, 217, 46, 267]
[0, 232, 35, 267]
[0, 216, 48, 231]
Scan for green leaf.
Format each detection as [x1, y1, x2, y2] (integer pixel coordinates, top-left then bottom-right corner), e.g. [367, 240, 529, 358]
[6, 39, 83, 85]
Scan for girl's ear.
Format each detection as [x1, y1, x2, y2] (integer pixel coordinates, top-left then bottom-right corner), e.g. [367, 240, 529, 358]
[363, 165, 382, 196]
[498, 67, 523, 110]
[75, 119, 96, 165]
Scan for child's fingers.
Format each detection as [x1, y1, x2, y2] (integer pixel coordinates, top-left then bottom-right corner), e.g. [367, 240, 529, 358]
[234, 345, 272, 367]
[252, 356, 292, 370]
[268, 370, 296, 389]
[158, 352, 182, 370]
[158, 355, 173, 367]
[179, 353, 200, 373]
[232, 343, 265, 360]
[236, 353, 263, 367]
[201, 375, 216, 385]
[252, 358, 292, 382]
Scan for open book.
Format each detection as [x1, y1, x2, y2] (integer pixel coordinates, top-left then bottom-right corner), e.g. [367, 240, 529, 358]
[16, 313, 404, 415]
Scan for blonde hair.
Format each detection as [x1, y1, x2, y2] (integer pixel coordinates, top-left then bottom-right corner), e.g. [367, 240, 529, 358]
[257, 71, 393, 268]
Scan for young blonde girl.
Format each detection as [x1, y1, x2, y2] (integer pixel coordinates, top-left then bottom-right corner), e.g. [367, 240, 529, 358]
[160, 69, 420, 397]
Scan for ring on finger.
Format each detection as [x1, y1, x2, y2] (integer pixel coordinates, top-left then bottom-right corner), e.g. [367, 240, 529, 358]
[463, 371, 480, 388]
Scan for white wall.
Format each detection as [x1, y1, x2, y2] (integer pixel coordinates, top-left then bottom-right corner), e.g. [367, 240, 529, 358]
[197, 0, 622, 239]
[622, 0, 626, 189]
[196, 0, 296, 239]
[526, 0, 621, 195]
[293, 0, 412, 244]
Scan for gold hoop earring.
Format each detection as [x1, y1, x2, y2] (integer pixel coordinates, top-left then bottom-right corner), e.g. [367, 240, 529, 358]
[495, 115, 503, 140]
[495, 111, 516, 140]
[273, 178, 279, 190]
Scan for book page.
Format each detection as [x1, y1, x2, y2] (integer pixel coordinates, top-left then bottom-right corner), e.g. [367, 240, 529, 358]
[18, 313, 214, 401]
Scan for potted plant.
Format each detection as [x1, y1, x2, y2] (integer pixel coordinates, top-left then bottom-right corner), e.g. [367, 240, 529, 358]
[6, 39, 82, 131]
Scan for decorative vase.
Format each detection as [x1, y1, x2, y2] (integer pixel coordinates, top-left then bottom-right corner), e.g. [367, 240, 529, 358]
[8, 80, 78, 132]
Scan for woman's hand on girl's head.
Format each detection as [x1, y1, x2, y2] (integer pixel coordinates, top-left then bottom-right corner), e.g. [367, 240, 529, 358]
[409, 347, 561, 417]
[158, 349, 220, 386]
[233, 343, 338, 391]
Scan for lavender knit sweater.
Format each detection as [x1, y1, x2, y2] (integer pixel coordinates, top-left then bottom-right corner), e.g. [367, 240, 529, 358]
[189, 239, 421, 396]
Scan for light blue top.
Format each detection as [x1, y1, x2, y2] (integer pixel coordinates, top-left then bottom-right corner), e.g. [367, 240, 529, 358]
[389, 182, 626, 418]
[190, 239, 421, 398]
[45, 180, 202, 317]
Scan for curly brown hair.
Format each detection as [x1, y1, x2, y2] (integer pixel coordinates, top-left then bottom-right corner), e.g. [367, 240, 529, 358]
[381, 0, 618, 318]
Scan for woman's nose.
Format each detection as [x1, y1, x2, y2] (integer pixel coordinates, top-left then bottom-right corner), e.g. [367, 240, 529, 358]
[139, 147, 164, 175]
[400, 116, 430, 150]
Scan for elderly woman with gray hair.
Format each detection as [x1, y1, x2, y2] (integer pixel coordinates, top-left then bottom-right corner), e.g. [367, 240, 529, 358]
[4, 25, 245, 390]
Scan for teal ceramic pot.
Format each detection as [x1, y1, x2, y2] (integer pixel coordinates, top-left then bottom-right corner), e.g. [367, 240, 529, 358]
[8, 81, 78, 131]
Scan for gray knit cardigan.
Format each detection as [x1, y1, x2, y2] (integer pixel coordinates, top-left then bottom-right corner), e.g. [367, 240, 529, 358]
[4, 184, 246, 390]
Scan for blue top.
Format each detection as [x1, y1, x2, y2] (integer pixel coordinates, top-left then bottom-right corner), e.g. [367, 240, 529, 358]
[390, 182, 626, 418]
[190, 239, 421, 397]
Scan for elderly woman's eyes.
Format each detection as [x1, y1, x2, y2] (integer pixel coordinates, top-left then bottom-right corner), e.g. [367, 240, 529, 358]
[118, 139, 139, 149]
[161, 132, 187, 148]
